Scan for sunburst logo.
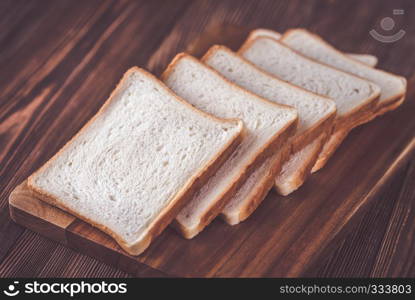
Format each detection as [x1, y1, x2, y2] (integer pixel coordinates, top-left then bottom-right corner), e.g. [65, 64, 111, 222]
[3, 281, 19, 297]
[370, 9, 405, 43]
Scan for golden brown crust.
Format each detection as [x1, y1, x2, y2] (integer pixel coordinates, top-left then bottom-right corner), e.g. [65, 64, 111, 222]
[333, 92, 380, 130]
[274, 133, 326, 195]
[220, 146, 288, 225]
[311, 129, 349, 173]
[28, 67, 244, 255]
[170, 130, 244, 239]
[290, 109, 335, 153]
[245, 29, 282, 43]
[162, 53, 298, 237]
[374, 94, 406, 117]
[238, 143, 291, 223]
[253, 28, 406, 121]
[225, 119, 296, 224]
[240, 29, 406, 177]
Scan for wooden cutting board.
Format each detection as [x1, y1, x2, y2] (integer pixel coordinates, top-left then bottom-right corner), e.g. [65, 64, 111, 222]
[8, 26, 415, 277]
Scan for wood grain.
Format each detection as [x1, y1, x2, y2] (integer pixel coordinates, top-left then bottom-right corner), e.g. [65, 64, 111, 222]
[304, 158, 415, 277]
[8, 127, 415, 277]
[0, 0, 190, 278]
[8, 34, 415, 278]
[1, 0, 415, 277]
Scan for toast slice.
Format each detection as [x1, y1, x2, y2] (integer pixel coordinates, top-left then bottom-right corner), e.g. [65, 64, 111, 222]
[28, 67, 244, 255]
[281, 29, 406, 117]
[280, 29, 407, 170]
[239, 37, 380, 130]
[239, 37, 381, 177]
[246, 28, 378, 67]
[162, 53, 298, 238]
[201, 45, 335, 223]
[202, 45, 336, 151]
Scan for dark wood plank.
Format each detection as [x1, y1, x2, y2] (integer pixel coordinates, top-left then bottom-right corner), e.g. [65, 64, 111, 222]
[371, 159, 415, 277]
[143, 0, 415, 277]
[2, 0, 415, 277]
[8, 121, 415, 277]
[0, 0, 190, 277]
[304, 158, 415, 277]
[8, 182, 169, 277]
[8, 31, 415, 278]
[147, 0, 415, 77]
[37, 244, 130, 278]
[0, 0, 115, 266]
[0, 230, 130, 278]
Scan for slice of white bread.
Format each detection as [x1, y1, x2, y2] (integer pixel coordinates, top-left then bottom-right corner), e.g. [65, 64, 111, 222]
[280, 29, 407, 171]
[202, 46, 336, 151]
[202, 45, 335, 224]
[161, 53, 298, 238]
[28, 67, 244, 255]
[246, 28, 378, 67]
[281, 29, 407, 117]
[239, 37, 380, 131]
[246, 29, 380, 175]
[239, 37, 381, 179]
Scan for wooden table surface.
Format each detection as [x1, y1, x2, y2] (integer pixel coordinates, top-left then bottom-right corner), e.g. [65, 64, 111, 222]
[1, 0, 414, 278]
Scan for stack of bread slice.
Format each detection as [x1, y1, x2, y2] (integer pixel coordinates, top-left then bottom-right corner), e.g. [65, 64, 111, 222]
[162, 54, 298, 237]
[26, 28, 406, 255]
[244, 29, 406, 172]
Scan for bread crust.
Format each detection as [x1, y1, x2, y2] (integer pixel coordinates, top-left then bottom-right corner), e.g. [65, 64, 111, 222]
[162, 53, 298, 238]
[245, 28, 282, 43]
[221, 143, 291, 225]
[28, 67, 244, 255]
[376, 95, 405, 115]
[274, 133, 327, 195]
[311, 129, 349, 173]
